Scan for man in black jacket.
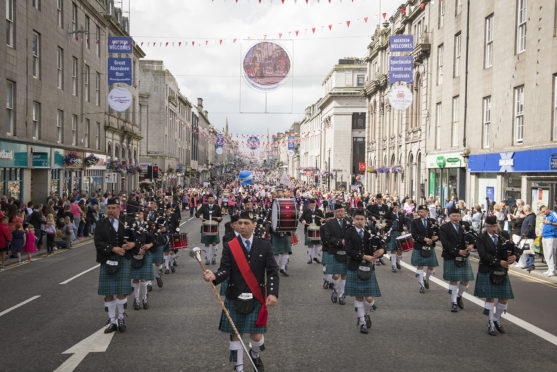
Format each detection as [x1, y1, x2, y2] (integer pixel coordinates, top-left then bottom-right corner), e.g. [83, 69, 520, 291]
[323, 203, 350, 305]
[204, 211, 278, 372]
[299, 199, 325, 264]
[367, 193, 391, 227]
[319, 212, 335, 289]
[517, 204, 536, 270]
[410, 205, 439, 293]
[386, 202, 407, 272]
[196, 194, 223, 265]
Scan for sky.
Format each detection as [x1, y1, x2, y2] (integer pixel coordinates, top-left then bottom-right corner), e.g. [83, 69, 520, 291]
[130, 0, 402, 136]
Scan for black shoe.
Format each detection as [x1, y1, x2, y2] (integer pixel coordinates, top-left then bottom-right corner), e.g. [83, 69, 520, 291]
[211, 258, 216, 265]
[313, 257, 321, 264]
[339, 295, 346, 305]
[104, 322, 118, 334]
[392, 268, 397, 273]
[423, 279, 429, 289]
[147, 284, 153, 292]
[173, 260, 178, 267]
[323, 280, 329, 289]
[526, 265, 535, 273]
[331, 289, 338, 304]
[360, 324, 368, 334]
[457, 296, 464, 309]
[170, 265, 176, 273]
[451, 303, 458, 313]
[307, 259, 312, 264]
[494, 321, 505, 334]
[488, 322, 497, 336]
[378, 258, 385, 265]
[280, 269, 289, 277]
[419, 284, 425, 294]
[117, 318, 126, 333]
[328, 282, 335, 290]
[250, 350, 264, 371]
[365, 314, 372, 328]
[156, 277, 163, 288]
[164, 269, 170, 275]
[396, 262, 401, 270]
[133, 299, 140, 310]
[142, 298, 149, 310]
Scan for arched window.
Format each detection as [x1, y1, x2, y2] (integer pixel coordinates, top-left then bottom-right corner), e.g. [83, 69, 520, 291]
[408, 152, 414, 199]
[107, 142, 112, 158]
[413, 73, 422, 129]
[114, 144, 120, 160]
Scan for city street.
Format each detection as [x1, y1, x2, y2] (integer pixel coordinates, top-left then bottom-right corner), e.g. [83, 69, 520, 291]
[1, 214, 557, 372]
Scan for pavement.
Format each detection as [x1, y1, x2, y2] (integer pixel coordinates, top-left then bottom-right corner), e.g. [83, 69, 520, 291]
[1, 214, 557, 371]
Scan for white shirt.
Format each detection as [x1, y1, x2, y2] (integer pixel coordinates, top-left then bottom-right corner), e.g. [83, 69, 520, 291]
[242, 235, 254, 251]
[109, 218, 119, 231]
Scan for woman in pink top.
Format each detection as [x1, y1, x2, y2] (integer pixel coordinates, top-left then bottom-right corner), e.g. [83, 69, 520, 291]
[23, 225, 37, 261]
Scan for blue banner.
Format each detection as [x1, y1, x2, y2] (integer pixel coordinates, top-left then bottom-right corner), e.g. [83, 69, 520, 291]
[108, 57, 132, 86]
[389, 56, 413, 84]
[108, 37, 133, 54]
[288, 136, 295, 150]
[389, 35, 414, 52]
[216, 133, 224, 147]
[468, 148, 557, 173]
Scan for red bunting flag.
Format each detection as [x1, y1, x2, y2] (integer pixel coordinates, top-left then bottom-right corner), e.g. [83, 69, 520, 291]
[192, 41, 195, 46]
[219, 39, 223, 45]
[364, 17, 368, 23]
[179, 41, 182, 46]
[233, 38, 237, 43]
[382, 13, 387, 19]
[165, 42, 168, 46]
[401, 8, 406, 15]
[421, 3, 425, 9]
[328, 24, 332, 30]
[295, 30, 299, 36]
[312, 27, 316, 33]
[279, 33, 283, 38]
[346, 20, 350, 27]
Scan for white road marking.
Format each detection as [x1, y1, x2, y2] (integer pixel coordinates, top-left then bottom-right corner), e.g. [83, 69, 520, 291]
[59, 264, 100, 285]
[180, 217, 195, 226]
[0, 295, 41, 317]
[54, 326, 115, 372]
[387, 253, 557, 347]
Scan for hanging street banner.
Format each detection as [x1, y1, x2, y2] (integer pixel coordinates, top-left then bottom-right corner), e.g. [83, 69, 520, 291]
[388, 85, 413, 111]
[216, 134, 224, 154]
[389, 56, 413, 84]
[243, 42, 291, 91]
[389, 35, 414, 52]
[108, 57, 132, 86]
[108, 37, 133, 54]
[108, 87, 133, 112]
[288, 136, 295, 150]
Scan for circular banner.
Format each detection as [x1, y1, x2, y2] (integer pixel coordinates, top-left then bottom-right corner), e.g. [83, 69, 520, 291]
[288, 149, 295, 157]
[108, 87, 133, 112]
[243, 42, 291, 91]
[216, 147, 223, 155]
[388, 85, 413, 111]
[247, 136, 260, 150]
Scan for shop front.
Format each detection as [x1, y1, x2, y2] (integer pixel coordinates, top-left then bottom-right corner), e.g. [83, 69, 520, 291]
[427, 153, 467, 206]
[63, 151, 84, 196]
[30, 145, 51, 202]
[83, 153, 107, 194]
[468, 147, 557, 211]
[0, 140, 27, 201]
[51, 149, 65, 195]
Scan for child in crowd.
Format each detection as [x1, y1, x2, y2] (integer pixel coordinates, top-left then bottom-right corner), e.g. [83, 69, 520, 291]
[44, 214, 56, 254]
[10, 223, 26, 263]
[23, 225, 37, 261]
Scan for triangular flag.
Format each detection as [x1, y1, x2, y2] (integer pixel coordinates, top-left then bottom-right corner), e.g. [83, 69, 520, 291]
[312, 27, 316, 33]
[192, 41, 195, 46]
[178, 41, 182, 46]
[421, 3, 425, 9]
[364, 17, 368, 23]
[219, 40, 223, 45]
[279, 33, 283, 38]
[346, 21, 351, 27]
[233, 38, 237, 43]
[382, 13, 387, 19]
[328, 24, 332, 30]
[295, 30, 299, 36]
[401, 8, 406, 15]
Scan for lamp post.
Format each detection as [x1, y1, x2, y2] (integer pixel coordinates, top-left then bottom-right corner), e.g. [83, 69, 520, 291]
[328, 149, 331, 190]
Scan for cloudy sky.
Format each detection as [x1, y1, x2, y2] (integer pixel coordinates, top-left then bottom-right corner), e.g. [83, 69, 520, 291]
[130, 0, 401, 136]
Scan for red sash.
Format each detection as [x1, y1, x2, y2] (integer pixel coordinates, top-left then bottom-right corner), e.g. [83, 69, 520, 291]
[228, 237, 268, 327]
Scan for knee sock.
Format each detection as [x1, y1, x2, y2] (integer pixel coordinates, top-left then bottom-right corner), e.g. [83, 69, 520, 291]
[281, 254, 289, 270]
[204, 246, 210, 262]
[140, 281, 148, 300]
[495, 302, 507, 321]
[339, 279, 346, 297]
[115, 297, 127, 320]
[274, 255, 280, 266]
[229, 340, 243, 371]
[314, 245, 321, 258]
[164, 255, 170, 270]
[250, 336, 264, 358]
[484, 301, 495, 319]
[458, 283, 468, 297]
[397, 254, 402, 263]
[355, 300, 365, 325]
[155, 265, 161, 278]
[105, 300, 117, 324]
[170, 253, 176, 265]
[363, 299, 375, 314]
[132, 282, 140, 301]
[390, 254, 397, 268]
[211, 245, 217, 260]
[416, 269, 424, 286]
[327, 274, 333, 283]
[449, 284, 458, 303]
[426, 269, 434, 280]
[307, 247, 313, 260]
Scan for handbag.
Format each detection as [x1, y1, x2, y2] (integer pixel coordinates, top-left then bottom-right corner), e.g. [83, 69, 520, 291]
[490, 269, 507, 285]
[235, 292, 256, 314]
[357, 263, 372, 281]
[335, 250, 347, 263]
[420, 245, 432, 258]
[454, 255, 465, 268]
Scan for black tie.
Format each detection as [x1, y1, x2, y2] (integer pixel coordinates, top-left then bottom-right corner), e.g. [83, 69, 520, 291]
[338, 219, 343, 229]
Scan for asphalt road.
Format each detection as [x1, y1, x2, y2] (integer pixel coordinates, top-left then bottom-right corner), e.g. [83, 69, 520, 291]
[1, 214, 557, 372]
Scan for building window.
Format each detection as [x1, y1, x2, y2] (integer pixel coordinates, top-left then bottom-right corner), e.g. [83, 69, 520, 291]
[95, 72, 100, 105]
[57, 110, 63, 143]
[32, 0, 40, 10]
[454, 33, 461, 77]
[452, 96, 459, 147]
[438, 0, 445, 28]
[516, 0, 527, 53]
[85, 15, 90, 48]
[435, 102, 442, 149]
[32, 101, 40, 139]
[6, 0, 15, 47]
[72, 114, 78, 145]
[71, 2, 78, 33]
[514, 86, 524, 144]
[482, 96, 491, 148]
[95, 122, 100, 149]
[84, 119, 90, 147]
[357, 75, 365, 87]
[57, 0, 63, 28]
[72, 57, 78, 96]
[455, 0, 462, 16]
[6, 80, 15, 135]
[437, 44, 444, 85]
[32, 31, 41, 79]
[352, 113, 366, 129]
[57, 47, 64, 89]
[84, 64, 90, 102]
[95, 25, 100, 57]
[485, 14, 494, 68]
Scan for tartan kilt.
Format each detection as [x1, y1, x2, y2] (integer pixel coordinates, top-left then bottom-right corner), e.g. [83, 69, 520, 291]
[322, 251, 333, 265]
[219, 277, 229, 296]
[442, 258, 475, 282]
[98, 256, 133, 296]
[411, 247, 439, 267]
[325, 255, 347, 275]
[271, 234, 292, 255]
[388, 231, 401, 251]
[345, 266, 382, 298]
[219, 298, 267, 335]
[163, 241, 171, 253]
[151, 244, 164, 264]
[473, 271, 514, 299]
[130, 252, 154, 281]
[304, 231, 313, 246]
[201, 232, 220, 245]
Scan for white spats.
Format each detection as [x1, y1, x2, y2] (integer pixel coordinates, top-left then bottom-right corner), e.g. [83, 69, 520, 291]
[250, 336, 264, 358]
[132, 282, 140, 301]
[355, 300, 365, 325]
[339, 279, 346, 297]
[390, 254, 397, 268]
[104, 300, 117, 324]
[229, 340, 243, 371]
[495, 302, 508, 321]
[416, 269, 424, 286]
[449, 284, 458, 304]
[115, 298, 127, 320]
[425, 269, 434, 280]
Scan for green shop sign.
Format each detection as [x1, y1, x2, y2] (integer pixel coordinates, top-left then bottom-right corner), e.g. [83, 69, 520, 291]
[0, 141, 28, 168]
[436, 156, 446, 167]
[32, 146, 51, 168]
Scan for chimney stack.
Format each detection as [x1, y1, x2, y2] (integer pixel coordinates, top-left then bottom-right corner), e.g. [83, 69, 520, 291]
[197, 98, 203, 109]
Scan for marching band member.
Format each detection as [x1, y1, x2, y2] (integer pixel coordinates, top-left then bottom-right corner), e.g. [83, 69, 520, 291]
[299, 199, 325, 264]
[196, 194, 223, 265]
[130, 210, 155, 310]
[323, 203, 349, 305]
[411, 205, 439, 293]
[203, 211, 279, 372]
[439, 208, 475, 312]
[387, 202, 408, 273]
[270, 192, 292, 277]
[345, 210, 384, 334]
[320, 212, 335, 289]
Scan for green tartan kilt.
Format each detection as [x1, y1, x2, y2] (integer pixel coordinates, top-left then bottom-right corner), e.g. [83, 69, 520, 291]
[345, 266, 382, 298]
[130, 252, 154, 281]
[271, 234, 292, 255]
[474, 271, 514, 299]
[219, 277, 229, 296]
[98, 256, 133, 296]
[325, 255, 347, 275]
[151, 244, 164, 264]
[388, 231, 401, 251]
[201, 232, 220, 245]
[442, 258, 475, 282]
[219, 298, 267, 335]
[411, 247, 439, 267]
[163, 240, 171, 252]
[322, 251, 333, 265]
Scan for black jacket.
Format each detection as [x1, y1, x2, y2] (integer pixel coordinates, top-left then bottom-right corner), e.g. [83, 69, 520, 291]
[94, 217, 135, 264]
[345, 226, 385, 271]
[213, 236, 279, 300]
[520, 213, 536, 239]
[320, 223, 330, 252]
[411, 217, 437, 251]
[299, 208, 324, 231]
[323, 218, 349, 255]
[195, 203, 222, 220]
[439, 222, 465, 260]
[476, 231, 506, 273]
[388, 210, 407, 232]
[367, 204, 391, 221]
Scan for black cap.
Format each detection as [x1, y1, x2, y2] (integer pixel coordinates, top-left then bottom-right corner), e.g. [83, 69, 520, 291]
[417, 204, 427, 211]
[448, 207, 461, 215]
[353, 210, 366, 217]
[238, 210, 255, 221]
[485, 215, 497, 226]
[230, 214, 240, 223]
[107, 198, 119, 206]
[308, 199, 316, 204]
[325, 212, 334, 218]
[334, 203, 345, 210]
[376, 193, 383, 199]
[207, 194, 214, 198]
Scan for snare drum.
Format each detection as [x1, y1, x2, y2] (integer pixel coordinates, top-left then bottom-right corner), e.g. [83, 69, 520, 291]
[170, 233, 188, 249]
[396, 233, 414, 252]
[271, 198, 298, 232]
[307, 225, 321, 241]
[202, 220, 219, 236]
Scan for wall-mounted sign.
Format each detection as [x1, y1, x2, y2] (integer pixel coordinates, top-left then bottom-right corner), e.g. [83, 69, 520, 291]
[108, 37, 133, 54]
[108, 57, 132, 86]
[389, 35, 414, 52]
[388, 85, 413, 110]
[108, 87, 133, 112]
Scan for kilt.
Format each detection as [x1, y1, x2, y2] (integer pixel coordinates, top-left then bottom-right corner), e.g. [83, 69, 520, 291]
[322, 251, 333, 265]
[411, 247, 439, 267]
[201, 232, 220, 245]
[442, 258, 475, 282]
[388, 231, 401, 251]
[151, 244, 164, 264]
[345, 266, 382, 298]
[130, 252, 154, 281]
[219, 298, 267, 335]
[325, 255, 347, 275]
[98, 256, 133, 296]
[271, 234, 292, 255]
[219, 277, 229, 296]
[163, 241, 171, 253]
[304, 231, 314, 246]
[473, 271, 514, 299]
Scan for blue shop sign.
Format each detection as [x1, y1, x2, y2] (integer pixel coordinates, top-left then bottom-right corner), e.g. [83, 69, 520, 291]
[468, 148, 557, 173]
[0, 141, 28, 168]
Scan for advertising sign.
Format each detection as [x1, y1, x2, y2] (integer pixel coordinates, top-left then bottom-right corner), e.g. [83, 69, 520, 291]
[108, 37, 133, 54]
[243, 42, 291, 91]
[288, 136, 295, 150]
[389, 35, 414, 52]
[108, 87, 133, 112]
[388, 85, 413, 111]
[108, 57, 132, 86]
[389, 56, 413, 84]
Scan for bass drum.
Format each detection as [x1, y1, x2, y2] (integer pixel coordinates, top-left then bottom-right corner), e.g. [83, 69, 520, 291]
[271, 198, 298, 232]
